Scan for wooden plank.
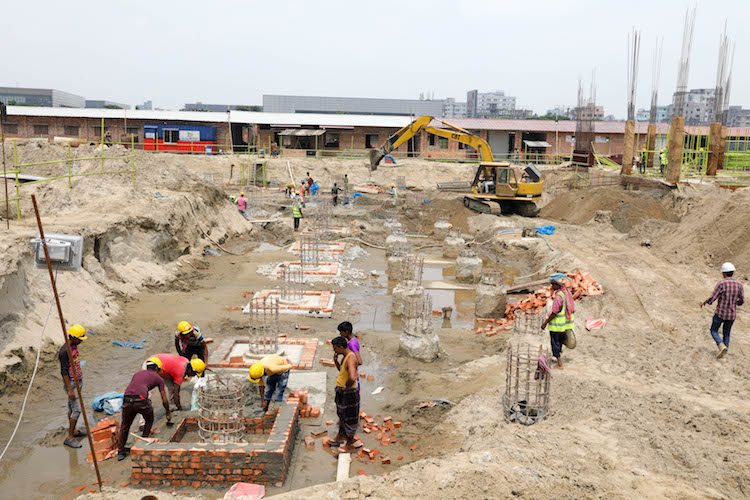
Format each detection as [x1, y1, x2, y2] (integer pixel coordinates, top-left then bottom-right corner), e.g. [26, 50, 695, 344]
[336, 452, 351, 481]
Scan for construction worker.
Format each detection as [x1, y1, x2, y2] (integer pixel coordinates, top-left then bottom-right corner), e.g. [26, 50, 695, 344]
[237, 192, 248, 217]
[701, 262, 745, 358]
[174, 321, 208, 362]
[60, 324, 87, 448]
[147, 353, 206, 411]
[331, 183, 341, 206]
[292, 196, 303, 231]
[336, 321, 362, 368]
[659, 148, 667, 175]
[307, 172, 315, 195]
[331, 336, 360, 452]
[248, 355, 293, 412]
[540, 278, 575, 369]
[285, 181, 295, 197]
[117, 357, 172, 461]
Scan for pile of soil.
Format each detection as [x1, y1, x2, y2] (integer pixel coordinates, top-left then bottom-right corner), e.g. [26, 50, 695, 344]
[540, 187, 678, 232]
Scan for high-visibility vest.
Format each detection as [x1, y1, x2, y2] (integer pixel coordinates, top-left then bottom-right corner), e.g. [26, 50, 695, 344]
[548, 291, 575, 332]
[292, 203, 302, 218]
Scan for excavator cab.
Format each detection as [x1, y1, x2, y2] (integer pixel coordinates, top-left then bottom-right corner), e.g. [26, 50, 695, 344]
[468, 163, 542, 216]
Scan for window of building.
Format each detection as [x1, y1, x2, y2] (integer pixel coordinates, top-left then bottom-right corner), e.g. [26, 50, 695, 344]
[126, 126, 140, 137]
[324, 132, 340, 148]
[92, 126, 110, 137]
[438, 137, 449, 149]
[365, 133, 379, 149]
[2, 123, 18, 135]
[163, 129, 179, 143]
[33, 124, 48, 135]
[594, 136, 610, 143]
[428, 135, 436, 147]
[64, 125, 79, 136]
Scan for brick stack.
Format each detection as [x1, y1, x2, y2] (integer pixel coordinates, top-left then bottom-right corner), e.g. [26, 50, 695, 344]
[87, 418, 119, 463]
[130, 402, 299, 487]
[288, 390, 320, 418]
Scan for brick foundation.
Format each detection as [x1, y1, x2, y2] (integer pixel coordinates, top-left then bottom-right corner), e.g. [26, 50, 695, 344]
[129, 402, 299, 488]
[210, 336, 317, 370]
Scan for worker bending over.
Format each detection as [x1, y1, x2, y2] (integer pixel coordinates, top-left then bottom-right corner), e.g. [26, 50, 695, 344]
[248, 355, 293, 413]
[174, 321, 208, 362]
[59, 324, 88, 448]
[541, 278, 575, 368]
[117, 357, 172, 461]
[147, 353, 206, 411]
[701, 262, 744, 358]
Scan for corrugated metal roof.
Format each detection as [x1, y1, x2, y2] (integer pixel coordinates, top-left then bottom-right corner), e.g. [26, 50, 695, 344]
[7, 106, 746, 135]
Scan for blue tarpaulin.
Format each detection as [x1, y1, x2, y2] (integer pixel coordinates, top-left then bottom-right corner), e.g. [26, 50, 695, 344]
[92, 392, 124, 415]
[535, 225, 556, 235]
[112, 339, 145, 349]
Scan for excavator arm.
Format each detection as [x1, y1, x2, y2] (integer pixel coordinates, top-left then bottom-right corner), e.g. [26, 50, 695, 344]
[369, 116, 495, 169]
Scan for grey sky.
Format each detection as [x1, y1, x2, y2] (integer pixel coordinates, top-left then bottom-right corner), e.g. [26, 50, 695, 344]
[1, 0, 746, 117]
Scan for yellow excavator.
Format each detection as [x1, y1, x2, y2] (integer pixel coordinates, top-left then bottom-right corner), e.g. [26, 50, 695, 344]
[369, 116, 543, 216]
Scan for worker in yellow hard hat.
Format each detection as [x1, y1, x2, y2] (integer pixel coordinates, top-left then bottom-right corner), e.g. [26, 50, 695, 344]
[147, 353, 206, 411]
[174, 321, 208, 362]
[248, 355, 293, 413]
[117, 357, 172, 461]
[60, 324, 87, 448]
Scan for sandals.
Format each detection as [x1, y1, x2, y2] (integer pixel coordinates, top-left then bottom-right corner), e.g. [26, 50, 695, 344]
[64, 438, 82, 448]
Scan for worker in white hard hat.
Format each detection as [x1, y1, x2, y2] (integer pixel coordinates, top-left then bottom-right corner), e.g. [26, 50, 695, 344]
[701, 262, 744, 358]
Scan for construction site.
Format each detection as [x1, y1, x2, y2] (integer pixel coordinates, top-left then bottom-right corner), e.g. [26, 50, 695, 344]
[1, 5, 749, 500]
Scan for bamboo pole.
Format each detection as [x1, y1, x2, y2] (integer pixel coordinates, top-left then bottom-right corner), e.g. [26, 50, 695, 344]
[30, 194, 103, 491]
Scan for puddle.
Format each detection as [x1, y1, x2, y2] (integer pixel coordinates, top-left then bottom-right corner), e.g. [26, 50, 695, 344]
[255, 242, 281, 252]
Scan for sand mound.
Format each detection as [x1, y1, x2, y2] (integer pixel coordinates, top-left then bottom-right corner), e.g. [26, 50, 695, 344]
[540, 187, 678, 232]
[656, 187, 750, 272]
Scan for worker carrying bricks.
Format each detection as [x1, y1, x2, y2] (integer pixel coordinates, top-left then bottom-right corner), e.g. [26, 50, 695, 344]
[331, 336, 362, 452]
[145, 353, 206, 411]
[701, 262, 744, 358]
[59, 324, 88, 448]
[540, 277, 576, 369]
[247, 355, 293, 413]
[117, 357, 172, 461]
[174, 320, 208, 362]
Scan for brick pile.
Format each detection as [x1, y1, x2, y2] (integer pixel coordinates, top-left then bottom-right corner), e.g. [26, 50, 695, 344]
[475, 270, 603, 338]
[288, 390, 321, 418]
[87, 418, 119, 463]
[129, 402, 298, 488]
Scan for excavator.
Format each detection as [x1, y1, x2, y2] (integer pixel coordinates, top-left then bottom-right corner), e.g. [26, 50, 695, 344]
[369, 116, 543, 216]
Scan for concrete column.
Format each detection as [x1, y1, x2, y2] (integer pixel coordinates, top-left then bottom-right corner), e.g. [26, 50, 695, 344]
[645, 123, 656, 169]
[514, 131, 523, 160]
[621, 120, 635, 175]
[707, 122, 723, 176]
[666, 116, 685, 184]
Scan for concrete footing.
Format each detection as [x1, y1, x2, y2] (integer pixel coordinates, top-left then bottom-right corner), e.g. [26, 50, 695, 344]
[433, 221, 453, 240]
[386, 255, 406, 277]
[391, 283, 424, 316]
[443, 235, 466, 259]
[385, 233, 409, 257]
[399, 324, 441, 362]
[455, 253, 483, 283]
[475, 283, 508, 318]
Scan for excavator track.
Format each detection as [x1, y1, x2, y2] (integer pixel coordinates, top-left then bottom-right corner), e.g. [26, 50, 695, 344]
[464, 196, 498, 215]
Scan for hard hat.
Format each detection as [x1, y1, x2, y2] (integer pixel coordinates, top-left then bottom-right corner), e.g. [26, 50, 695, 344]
[240, 192, 245, 196]
[190, 358, 206, 377]
[720, 262, 736, 273]
[146, 356, 163, 370]
[177, 321, 193, 335]
[248, 363, 264, 383]
[68, 324, 88, 341]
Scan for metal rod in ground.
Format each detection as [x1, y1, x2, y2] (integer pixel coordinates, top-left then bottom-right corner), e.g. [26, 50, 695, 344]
[1, 103, 9, 229]
[30, 194, 103, 490]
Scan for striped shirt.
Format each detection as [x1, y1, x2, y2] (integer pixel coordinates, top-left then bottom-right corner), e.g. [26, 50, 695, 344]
[706, 278, 745, 320]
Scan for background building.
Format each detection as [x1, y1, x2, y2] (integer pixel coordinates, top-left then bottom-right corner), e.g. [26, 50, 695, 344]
[673, 88, 716, 125]
[85, 99, 130, 109]
[466, 90, 517, 118]
[136, 100, 153, 110]
[726, 106, 750, 127]
[262, 94, 444, 116]
[0, 86, 85, 108]
[443, 98, 467, 118]
[183, 102, 261, 112]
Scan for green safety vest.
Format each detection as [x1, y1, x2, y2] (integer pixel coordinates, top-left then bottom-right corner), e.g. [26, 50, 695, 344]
[548, 290, 575, 332]
[292, 204, 302, 218]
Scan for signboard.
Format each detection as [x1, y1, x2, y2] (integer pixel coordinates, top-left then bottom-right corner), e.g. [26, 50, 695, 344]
[179, 130, 200, 142]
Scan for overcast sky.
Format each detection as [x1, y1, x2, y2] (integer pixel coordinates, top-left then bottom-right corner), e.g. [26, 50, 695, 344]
[1, 0, 746, 117]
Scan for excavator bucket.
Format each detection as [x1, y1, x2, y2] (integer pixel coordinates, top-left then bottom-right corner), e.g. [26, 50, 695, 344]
[369, 149, 385, 171]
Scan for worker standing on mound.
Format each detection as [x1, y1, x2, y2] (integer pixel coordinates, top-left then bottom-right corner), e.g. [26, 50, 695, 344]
[59, 324, 87, 448]
[247, 355, 293, 413]
[701, 262, 744, 358]
[541, 278, 575, 368]
[117, 357, 171, 461]
[174, 321, 208, 362]
[147, 353, 206, 411]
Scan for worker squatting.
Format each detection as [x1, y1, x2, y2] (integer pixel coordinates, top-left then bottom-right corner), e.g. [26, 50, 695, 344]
[60, 320, 368, 457]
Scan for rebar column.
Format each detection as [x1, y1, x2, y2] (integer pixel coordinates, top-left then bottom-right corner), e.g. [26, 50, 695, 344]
[198, 376, 245, 444]
[503, 344, 551, 425]
[247, 296, 279, 354]
[279, 263, 304, 302]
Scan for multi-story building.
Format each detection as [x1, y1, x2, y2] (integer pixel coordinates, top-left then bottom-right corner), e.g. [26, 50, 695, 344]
[136, 100, 153, 110]
[443, 98, 467, 118]
[636, 106, 671, 123]
[673, 88, 716, 125]
[466, 90, 516, 118]
[0, 87, 85, 108]
[262, 94, 444, 117]
[85, 100, 130, 109]
[726, 106, 750, 128]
